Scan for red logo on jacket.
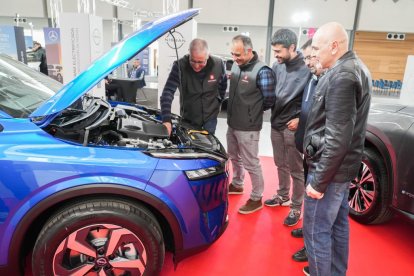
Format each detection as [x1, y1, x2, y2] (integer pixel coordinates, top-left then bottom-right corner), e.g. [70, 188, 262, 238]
[208, 74, 217, 83]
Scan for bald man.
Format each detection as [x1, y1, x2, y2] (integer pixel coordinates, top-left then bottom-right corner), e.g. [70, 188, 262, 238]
[302, 22, 372, 276]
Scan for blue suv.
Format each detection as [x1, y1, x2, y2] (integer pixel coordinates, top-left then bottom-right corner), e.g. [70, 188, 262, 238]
[0, 9, 229, 275]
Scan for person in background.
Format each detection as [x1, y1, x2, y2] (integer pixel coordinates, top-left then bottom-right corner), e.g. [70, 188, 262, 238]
[160, 38, 227, 135]
[105, 75, 121, 101]
[291, 38, 325, 264]
[32, 41, 48, 75]
[128, 58, 146, 102]
[265, 29, 311, 227]
[302, 22, 371, 276]
[227, 35, 276, 214]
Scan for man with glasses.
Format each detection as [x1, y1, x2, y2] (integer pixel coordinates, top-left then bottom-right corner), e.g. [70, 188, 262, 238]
[265, 29, 310, 227]
[160, 38, 227, 135]
[290, 38, 326, 264]
[227, 35, 276, 214]
[302, 22, 371, 276]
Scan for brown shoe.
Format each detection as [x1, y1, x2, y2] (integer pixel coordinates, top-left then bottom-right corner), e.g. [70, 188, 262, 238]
[238, 199, 263, 214]
[228, 183, 244, 195]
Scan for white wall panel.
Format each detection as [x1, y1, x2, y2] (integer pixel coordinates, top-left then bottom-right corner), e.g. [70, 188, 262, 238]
[197, 24, 268, 59]
[118, 0, 189, 21]
[0, 0, 46, 17]
[359, 0, 414, 33]
[273, 0, 357, 30]
[193, 0, 269, 26]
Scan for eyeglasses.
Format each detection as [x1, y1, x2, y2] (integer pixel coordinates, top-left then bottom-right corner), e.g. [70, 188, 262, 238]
[303, 55, 315, 61]
[189, 59, 207, 65]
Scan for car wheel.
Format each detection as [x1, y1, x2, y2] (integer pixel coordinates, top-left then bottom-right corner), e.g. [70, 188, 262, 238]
[32, 198, 164, 275]
[348, 148, 393, 224]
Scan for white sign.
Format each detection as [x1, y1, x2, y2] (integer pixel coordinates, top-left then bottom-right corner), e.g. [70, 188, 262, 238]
[157, 19, 197, 114]
[401, 56, 414, 103]
[60, 13, 104, 98]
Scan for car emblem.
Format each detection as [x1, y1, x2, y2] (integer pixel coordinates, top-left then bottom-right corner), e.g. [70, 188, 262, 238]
[96, 257, 108, 266]
[48, 30, 59, 42]
[165, 31, 185, 49]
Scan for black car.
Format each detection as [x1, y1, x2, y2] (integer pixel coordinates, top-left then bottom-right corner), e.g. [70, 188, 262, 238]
[349, 103, 414, 224]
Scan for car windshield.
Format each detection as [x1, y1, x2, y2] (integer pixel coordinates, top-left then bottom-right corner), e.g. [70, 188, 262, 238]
[0, 53, 62, 118]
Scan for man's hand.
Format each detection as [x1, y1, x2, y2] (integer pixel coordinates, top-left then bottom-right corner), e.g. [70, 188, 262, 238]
[306, 184, 324, 199]
[287, 118, 299, 131]
[163, 122, 172, 136]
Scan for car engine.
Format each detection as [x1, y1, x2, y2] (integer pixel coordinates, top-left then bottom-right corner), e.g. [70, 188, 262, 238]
[44, 97, 222, 153]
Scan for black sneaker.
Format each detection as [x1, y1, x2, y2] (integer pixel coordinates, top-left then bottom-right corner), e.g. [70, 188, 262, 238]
[291, 228, 303, 238]
[303, 266, 310, 276]
[292, 246, 308, 262]
[284, 209, 301, 226]
[264, 195, 291, 207]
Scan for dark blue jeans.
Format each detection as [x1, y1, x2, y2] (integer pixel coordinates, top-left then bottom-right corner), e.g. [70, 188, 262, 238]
[303, 174, 350, 276]
[203, 118, 218, 135]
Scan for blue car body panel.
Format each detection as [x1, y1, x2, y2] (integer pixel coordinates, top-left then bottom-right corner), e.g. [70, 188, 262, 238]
[0, 8, 228, 273]
[30, 8, 199, 118]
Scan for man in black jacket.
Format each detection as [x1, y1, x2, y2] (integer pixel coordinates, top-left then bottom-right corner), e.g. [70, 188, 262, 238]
[302, 22, 371, 276]
[160, 38, 227, 135]
[265, 29, 310, 226]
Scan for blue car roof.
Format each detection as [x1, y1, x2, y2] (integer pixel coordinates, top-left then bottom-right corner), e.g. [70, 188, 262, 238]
[30, 8, 199, 118]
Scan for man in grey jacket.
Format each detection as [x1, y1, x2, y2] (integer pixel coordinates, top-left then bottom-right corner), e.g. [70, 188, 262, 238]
[265, 29, 311, 226]
[227, 35, 276, 214]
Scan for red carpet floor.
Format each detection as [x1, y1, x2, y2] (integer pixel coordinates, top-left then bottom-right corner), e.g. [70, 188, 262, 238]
[161, 156, 414, 276]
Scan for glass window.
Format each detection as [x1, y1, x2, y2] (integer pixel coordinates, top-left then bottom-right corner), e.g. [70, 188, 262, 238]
[0, 54, 62, 118]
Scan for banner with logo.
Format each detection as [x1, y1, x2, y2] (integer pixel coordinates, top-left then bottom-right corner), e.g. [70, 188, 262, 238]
[0, 25, 27, 63]
[60, 13, 104, 97]
[44, 27, 63, 83]
[157, 19, 197, 112]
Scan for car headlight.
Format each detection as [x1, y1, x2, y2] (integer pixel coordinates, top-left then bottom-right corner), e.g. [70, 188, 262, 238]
[145, 149, 227, 163]
[185, 165, 224, 180]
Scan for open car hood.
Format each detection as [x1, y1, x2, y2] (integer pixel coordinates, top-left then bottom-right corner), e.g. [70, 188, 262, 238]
[30, 8, 199, 118]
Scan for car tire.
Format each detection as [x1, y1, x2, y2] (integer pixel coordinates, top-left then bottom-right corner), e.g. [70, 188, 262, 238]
[348, 148, 393, 224]
[32, 198, 164, 276]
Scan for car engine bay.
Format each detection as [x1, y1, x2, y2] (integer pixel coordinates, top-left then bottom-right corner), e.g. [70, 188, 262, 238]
[43, 96, 224, 154]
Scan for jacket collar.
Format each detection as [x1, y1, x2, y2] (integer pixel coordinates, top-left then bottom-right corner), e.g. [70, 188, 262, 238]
[329, 50, 355, 72]
[238, 51, 259, 70]
[285, 51, 304, 68]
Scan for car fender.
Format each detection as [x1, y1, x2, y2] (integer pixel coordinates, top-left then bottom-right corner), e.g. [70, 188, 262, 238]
[2, 182, 183, 273]
[365, 128, 398, 206]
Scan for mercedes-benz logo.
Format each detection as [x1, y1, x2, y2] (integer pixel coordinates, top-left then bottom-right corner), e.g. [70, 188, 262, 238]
[48, 30, 59, 42]
[165, 32, 185, 49]
[96, 257, 108, 266]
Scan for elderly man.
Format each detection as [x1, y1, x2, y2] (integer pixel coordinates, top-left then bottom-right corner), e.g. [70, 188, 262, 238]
[302, 22, 372, 276]
[160, 38, 227, 135]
